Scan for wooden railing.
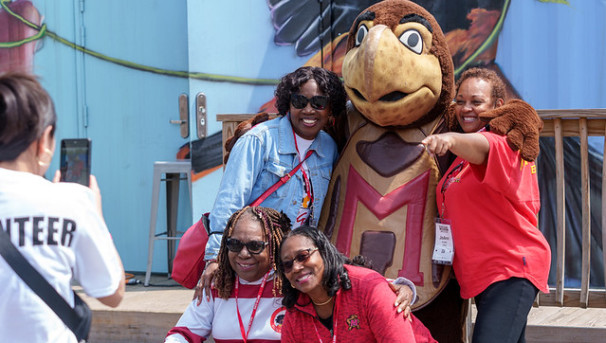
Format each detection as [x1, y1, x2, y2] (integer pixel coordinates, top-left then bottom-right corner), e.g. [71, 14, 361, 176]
[537, 109, 606, 308]
[218, 109, 606, 308]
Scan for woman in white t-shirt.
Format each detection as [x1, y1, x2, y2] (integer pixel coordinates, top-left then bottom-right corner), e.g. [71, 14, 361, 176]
[0, 72, 125, 342]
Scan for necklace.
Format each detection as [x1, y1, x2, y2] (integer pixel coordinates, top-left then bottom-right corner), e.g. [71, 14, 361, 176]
[312, 296, 333, 306]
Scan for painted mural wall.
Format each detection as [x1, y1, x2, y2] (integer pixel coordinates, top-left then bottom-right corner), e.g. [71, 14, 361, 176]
[1, 0, 605, 286]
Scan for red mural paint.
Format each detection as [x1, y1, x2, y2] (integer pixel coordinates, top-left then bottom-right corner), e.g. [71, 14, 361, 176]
[0, 0, 41, 73]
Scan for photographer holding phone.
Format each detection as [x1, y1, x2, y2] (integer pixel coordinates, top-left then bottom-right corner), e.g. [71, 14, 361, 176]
[0, 72, 125, 342]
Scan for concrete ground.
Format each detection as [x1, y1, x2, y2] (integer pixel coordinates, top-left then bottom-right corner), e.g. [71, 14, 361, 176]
[79, 273, 606, 343]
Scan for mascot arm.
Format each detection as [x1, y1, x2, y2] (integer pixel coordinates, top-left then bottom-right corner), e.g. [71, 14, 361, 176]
[479, 99, 543, 161]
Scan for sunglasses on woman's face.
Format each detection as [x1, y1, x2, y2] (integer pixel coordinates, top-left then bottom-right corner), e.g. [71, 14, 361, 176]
[226, 238, 268, 255]
[291, 94, 328, 110]
[280, 247, 319, 273]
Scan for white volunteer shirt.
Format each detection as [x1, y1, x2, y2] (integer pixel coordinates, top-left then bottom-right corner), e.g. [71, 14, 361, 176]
[0, 167, 123, 342]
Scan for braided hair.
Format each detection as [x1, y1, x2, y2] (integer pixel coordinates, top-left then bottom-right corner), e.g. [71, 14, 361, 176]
[214, 206, 291, 299]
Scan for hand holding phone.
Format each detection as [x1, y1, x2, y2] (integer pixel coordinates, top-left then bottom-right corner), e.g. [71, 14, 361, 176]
[60, 138, 91, 187]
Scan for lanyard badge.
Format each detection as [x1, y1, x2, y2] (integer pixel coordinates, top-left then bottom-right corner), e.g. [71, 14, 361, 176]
[432, 218, 454, 265]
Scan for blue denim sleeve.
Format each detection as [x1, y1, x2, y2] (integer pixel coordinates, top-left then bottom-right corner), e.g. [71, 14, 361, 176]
[204, 133, 266, 260]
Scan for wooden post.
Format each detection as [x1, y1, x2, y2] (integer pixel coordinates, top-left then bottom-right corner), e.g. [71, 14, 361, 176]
[579, 117, 591, 308]
[554, 118, 566, 306]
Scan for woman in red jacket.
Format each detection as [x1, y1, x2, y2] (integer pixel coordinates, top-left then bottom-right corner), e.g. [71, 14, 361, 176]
[277, 226, 436, 343]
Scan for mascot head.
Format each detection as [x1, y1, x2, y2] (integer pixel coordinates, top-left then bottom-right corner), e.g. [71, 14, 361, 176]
[343, 0, 454, 128]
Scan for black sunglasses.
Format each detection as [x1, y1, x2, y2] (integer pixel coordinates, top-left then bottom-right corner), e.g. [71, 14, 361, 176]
[291, 94, 329, 110]
[280, 248, 319, 273]
[226, 238, 268, 255]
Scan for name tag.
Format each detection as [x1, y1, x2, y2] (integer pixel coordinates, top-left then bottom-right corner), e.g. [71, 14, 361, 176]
[294, 207, 310, 229]
[432, 218, 454, 265]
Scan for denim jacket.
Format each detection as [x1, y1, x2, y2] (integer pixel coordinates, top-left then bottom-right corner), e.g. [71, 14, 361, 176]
[205, 114, 338, 260]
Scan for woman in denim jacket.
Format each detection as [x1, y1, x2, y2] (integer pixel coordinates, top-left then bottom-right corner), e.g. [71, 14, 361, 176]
[199, 66, 347, 299]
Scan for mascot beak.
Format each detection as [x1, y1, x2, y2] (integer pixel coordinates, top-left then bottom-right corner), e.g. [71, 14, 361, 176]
[343, 20, 443, 127]
[355, 24, 392, 102]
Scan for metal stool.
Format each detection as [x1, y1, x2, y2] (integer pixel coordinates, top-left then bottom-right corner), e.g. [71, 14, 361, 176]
[144, 160, 192, 286]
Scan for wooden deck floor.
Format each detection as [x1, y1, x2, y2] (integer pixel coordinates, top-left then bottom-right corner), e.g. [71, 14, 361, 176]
[80, 273, 606, 343]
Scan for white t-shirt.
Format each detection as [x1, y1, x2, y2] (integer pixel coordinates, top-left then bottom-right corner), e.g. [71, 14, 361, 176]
[0, 167, 123, 342]
[165, 274, 284, 343]
[293, 133, 315, 228]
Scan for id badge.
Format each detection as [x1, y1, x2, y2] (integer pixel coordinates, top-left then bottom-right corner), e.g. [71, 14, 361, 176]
[432, 218, 454, 265]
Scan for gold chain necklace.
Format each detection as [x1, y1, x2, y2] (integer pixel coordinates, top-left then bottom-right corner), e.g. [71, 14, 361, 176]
[311, 296, 333, 306]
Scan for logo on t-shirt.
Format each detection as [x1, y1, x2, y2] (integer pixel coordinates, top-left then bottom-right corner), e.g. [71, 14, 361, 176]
[270, 307, 287, 333]
[346, 314, 360, 331]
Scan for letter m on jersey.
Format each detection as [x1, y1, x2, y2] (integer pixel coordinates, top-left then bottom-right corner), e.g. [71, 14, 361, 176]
[336, 165, 429, 285]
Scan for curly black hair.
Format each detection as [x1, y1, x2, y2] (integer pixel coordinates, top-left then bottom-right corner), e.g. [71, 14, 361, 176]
[455, 67, 506, 103]
[276, 226, 359, 309]
[214, 206, 291, 299]
[448, 67, 507, 132]
[274, 66, 346, 118]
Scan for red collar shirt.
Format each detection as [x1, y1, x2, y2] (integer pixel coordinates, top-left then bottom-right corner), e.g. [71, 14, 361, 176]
[436, 132, 551, 299]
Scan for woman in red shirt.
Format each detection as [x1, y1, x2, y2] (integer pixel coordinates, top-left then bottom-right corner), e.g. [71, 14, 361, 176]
[422, 68, 550, 343]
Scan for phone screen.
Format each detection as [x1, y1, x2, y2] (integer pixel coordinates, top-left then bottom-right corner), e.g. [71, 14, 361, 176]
[60, 138, 91, 187]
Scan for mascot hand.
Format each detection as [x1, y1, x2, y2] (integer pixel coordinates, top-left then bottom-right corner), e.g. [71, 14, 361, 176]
[224, 112, 270, 164]
[479, 99, 543, 161]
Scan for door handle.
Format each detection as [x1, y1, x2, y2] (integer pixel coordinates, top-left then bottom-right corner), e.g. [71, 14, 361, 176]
[196, 93, 207, 139]
[172, 94, 189, 138]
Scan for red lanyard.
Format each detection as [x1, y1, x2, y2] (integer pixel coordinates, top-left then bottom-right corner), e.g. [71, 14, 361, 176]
[292, 127, 314, 205]
[312, 291, 339, 343]
[235, 272, 269, 342]
[440, 160, 468, 218]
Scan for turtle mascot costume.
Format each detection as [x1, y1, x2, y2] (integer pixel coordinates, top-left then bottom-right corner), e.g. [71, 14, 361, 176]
[318, 0, 542, 342]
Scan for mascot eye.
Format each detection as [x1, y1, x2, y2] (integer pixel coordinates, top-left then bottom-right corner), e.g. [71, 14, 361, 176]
[355, 24, 369, 47]
[399, 29, 423, 54]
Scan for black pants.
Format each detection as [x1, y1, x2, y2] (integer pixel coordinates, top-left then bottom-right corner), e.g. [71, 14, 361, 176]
[473, 277, 538, 343]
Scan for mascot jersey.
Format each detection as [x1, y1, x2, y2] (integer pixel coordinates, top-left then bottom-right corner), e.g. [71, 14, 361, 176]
[165, 275, 284, 343]
[0, 167, 123, 342]
[436, 132, 551, 299]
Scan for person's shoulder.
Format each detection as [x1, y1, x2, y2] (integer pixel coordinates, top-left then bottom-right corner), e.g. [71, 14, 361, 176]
[480, 130, 506, 143]
[46, 182, 98, 216]
[317, 129, 337, 145]
[245, 115, 283, 136]
[314, 130, 338, 156]
[481, 130, 517, 155]
[345, 264, 383, 282]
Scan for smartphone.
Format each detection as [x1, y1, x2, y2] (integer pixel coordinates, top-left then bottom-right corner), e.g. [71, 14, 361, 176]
[60, 138, 91, 187]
